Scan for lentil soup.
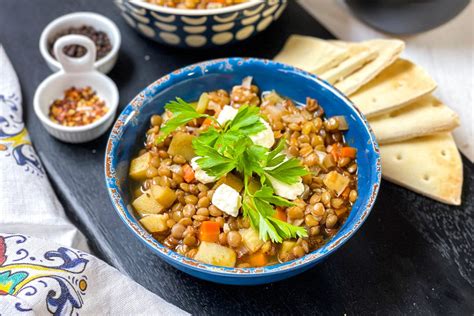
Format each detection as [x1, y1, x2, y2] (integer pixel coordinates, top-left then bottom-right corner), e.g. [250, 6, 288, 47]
[128, 78, 358, 268]
[144, 0, 248, 9]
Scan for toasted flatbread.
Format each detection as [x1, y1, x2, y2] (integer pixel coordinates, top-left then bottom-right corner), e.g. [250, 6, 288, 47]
[350, 59, 437, 117]
[320, 43, 378, 84]
[380, 133, 463, 205]
[274, 35, 349, 74]
[334, 39, 405, 95]
[369, 95, 459, 144]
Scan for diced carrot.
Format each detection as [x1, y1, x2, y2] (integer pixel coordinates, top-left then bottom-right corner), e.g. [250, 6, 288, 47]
[338, 147, 357, 159]
[335, 207, 348, 217]
[201, 118, 213, 128]
[199, 221, 221, 243]
[248, 252, 268, 267]
[273, 207, 287, 222]
[182, 164, 195, 183]
[341, 186, 351, 199]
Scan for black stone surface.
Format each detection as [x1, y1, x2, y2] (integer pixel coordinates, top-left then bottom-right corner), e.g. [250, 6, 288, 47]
[1, 1, 473, 314]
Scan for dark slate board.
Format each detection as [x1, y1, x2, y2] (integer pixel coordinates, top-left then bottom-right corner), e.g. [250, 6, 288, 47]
[1, 1, 473, 314]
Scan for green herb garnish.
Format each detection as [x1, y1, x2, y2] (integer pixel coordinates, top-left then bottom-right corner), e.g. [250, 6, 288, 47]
[264, 142, 309, 185]
[156, 98, 218, 144]
[157, 98, 309, 242]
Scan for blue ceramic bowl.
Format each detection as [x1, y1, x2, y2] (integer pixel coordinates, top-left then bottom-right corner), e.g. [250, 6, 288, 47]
[114, 0, 287, 48]
[105, 58, 381, 285]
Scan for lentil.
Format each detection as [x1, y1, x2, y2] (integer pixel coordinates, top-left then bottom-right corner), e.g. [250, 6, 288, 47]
[227, 231, 242, 248]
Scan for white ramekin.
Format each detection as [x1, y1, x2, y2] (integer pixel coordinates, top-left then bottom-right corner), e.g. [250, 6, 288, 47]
[34, 35, 119, 143]
[39, 12, 121, 74]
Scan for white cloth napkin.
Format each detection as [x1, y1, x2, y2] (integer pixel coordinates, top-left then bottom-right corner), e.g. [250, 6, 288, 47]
[0, 45, 187, 315]
[0, 46, 89, 251]
[298, 0, 474, 162]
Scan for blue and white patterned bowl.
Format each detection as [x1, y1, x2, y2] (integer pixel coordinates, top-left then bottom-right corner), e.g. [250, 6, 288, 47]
[105, 58, 381, 285]
[114, 0, 287, 48]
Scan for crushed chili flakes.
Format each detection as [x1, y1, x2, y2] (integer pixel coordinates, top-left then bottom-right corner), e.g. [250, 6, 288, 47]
[49, 86, 108, 127]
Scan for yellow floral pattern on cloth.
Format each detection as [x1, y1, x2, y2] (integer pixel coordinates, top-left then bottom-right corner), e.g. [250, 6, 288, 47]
[0, 93, 44, 176]
[0, 234, 90, 314]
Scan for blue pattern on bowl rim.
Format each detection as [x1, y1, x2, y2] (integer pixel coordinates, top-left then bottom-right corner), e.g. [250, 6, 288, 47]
[114, 0, 287, 48]
[104, 57, 381, 285]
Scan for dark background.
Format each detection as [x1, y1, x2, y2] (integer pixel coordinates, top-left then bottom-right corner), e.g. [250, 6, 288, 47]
[1, 1, 473, 314]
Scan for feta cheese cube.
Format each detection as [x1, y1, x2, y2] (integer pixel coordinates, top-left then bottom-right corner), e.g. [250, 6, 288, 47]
[250, 119, 275, 148]
[190, 157, 217, 184]
[217, 105, 238, 125]
[267, 175, 305, 200]
[217, 106, 275, 148]
[212, 184, 242, 217]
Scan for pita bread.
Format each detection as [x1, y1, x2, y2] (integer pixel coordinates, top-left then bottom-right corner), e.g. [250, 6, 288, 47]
[334, 39, 405, 95]
[319, 43, 378, 84]
[350, 59, 437, 117]
[369, 95, 459, 144]
[274, 35, 349, 74]
[380, 133, 463, 205]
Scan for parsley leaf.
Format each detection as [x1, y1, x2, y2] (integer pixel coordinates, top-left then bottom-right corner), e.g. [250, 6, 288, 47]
[268, 217, 308, 240]
[259, 215, 283, 243]
[243, 185, 307, 243]
[193, 126, 220, 147]
[155, 98, 211, 144]
[253, 186, 293, 207]
[265, 138, 286, 167]
[264, 138, 309, 184]
[264, 157, 309, 185]
[192, 139, 236, 178]
[226, 105, 265, 136]
[235, 144, 267, 178]
[165, 97, 199, 115]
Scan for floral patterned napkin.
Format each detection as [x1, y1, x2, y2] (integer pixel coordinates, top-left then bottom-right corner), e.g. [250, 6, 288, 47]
[0, 46, 187, 315]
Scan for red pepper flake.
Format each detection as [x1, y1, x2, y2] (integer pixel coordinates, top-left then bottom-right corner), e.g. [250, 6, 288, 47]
[48, 86, 108, 127]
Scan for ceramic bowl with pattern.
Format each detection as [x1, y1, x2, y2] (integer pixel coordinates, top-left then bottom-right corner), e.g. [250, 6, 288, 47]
[104, 58, 381, 285]
[114, 0, 287, 48]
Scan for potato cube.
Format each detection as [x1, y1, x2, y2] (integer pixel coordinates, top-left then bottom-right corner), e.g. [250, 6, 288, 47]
[240, 227, 264, 254]
[129, 152, 152, 181]
[150, 185, 176, 208]
[132, 192, 164, 216]
[323, 171, 350, 196]
[139, 214, 168, 233]
[167, 132, 195, 161]
[223, 173, 244, 192]
[194, 242, 236, 267]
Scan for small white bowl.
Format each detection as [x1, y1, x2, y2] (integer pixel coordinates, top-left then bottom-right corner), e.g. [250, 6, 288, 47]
[39, 12, 121, 74]
[34, 35, 119, 143]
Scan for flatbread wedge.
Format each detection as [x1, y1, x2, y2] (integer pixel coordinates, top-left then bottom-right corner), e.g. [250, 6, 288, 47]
[319, 43, 378, 84]
[380, 133, 463, 205]
[369, 95, 460, 144]
[274, 35, 349, 74]
[350, 59, 437, 117]
[334, 39, 405, 95]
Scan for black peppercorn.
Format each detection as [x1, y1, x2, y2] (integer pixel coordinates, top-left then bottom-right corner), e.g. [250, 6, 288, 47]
[48, 25, 112, 61]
